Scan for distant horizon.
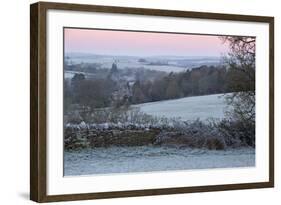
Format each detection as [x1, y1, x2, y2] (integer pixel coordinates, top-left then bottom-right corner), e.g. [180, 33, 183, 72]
[64, 51, 223, 58]
[65, 28, 229, 57]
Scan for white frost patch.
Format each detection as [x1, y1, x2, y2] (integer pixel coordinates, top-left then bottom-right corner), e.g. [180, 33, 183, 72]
[64, 146, 255, 176]
[79, 121, 88, 129]
[134, 93, 229, 121]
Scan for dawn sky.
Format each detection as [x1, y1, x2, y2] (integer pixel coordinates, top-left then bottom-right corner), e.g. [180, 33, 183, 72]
[64, 28, 229, 57]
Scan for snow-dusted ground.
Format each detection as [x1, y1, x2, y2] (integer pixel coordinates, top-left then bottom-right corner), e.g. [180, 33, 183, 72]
[135, 93, 229, 121]
[63, 93, 248, 176]
[64, 146, 255, 176]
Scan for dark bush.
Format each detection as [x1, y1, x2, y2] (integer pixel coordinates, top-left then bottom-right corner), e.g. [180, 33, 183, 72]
[216, 119, 255, 147]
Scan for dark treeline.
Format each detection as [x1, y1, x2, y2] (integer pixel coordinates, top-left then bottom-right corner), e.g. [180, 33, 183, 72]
[131, 65, 229, 104]
[64, 65, 234, 111]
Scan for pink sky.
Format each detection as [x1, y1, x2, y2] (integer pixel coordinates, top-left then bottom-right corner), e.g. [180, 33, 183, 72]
[64, 28, 229, 56]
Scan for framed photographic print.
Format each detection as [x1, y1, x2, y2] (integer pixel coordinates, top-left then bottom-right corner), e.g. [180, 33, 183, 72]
[30, 1, 274, 202]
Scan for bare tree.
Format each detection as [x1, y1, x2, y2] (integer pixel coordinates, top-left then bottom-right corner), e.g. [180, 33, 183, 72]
[220, 36, 256, 146]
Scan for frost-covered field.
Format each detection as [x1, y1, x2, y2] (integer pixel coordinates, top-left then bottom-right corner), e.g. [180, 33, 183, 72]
[64, 146, 255, 176]
[67, 56, 186, 72]
[135, 93, 228, 121]
[66, 55, 220, 73]
[63, 93, 254, 176]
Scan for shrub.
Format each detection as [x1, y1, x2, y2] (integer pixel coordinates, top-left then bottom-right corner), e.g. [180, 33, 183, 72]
[216, 119, 255, 147]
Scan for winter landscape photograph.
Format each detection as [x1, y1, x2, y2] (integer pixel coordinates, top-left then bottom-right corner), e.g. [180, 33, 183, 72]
[63, 28, 256, 176]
